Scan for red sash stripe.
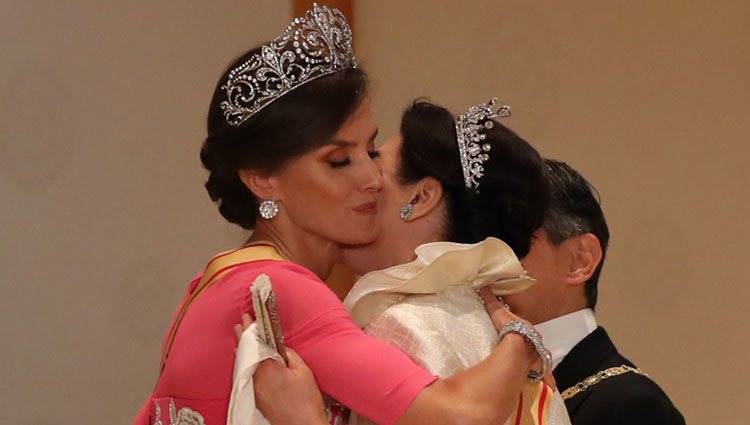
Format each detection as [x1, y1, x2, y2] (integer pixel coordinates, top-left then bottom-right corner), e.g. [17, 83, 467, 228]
[537, 384, 549, 425]
[514, 392, 524, 425]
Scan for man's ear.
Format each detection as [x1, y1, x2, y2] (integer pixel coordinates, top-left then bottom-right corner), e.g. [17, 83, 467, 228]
[238, 168, 277, 200]
[408, 177, 444, 221]
[563, 233, 603, 286]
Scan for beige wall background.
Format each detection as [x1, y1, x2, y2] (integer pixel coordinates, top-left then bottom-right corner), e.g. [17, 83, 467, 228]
[0, 1, 288, 423]
[357, 1, 750, 424]
[1, 1, 747, 424]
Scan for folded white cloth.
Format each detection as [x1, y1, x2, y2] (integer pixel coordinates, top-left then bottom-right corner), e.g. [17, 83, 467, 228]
[226, 322, 282, 425]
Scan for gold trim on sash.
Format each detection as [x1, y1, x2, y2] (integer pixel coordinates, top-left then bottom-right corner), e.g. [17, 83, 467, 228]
[561, 365, 648, 400]
[159, 244, 285, 372]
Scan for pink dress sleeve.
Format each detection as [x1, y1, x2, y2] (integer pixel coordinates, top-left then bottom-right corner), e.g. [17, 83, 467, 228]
[253, 262, 438, 425]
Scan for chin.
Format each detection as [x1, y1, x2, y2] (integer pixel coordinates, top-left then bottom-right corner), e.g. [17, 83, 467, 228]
[338, 232, 378, 246]
[334, 226, 379, 246]
[323, 213, 380, 246]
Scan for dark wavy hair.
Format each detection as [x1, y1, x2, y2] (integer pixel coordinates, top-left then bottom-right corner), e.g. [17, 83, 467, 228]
[398, 100, 549, 258]
[199, 46, 368, 230]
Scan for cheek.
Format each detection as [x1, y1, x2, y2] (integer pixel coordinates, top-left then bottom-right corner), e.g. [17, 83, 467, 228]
[278, 174, 350, 231]
[380, 179, 399, 212]
[521, 244, 556, 280]
[379, 178, 412, 226]
[504, 287, 537, 316]
[377, 197, 399, 233]
[292, 169, 352, 204]
[382, 156, 399, 179]
[521, 257, 542, 280]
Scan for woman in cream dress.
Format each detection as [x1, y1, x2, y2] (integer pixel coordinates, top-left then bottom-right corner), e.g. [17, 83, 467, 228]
[339, 99, 569, 425]
[244, 99, 571, 425]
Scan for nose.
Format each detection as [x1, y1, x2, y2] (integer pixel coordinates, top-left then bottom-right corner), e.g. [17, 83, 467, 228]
[361, 154, 384, 194]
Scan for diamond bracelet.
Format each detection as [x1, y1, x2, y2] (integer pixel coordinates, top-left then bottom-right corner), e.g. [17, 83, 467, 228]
[498, 320, 552, 382]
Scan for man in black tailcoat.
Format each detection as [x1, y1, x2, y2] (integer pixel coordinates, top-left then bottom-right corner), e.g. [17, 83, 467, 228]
[505, 159, 685, 425]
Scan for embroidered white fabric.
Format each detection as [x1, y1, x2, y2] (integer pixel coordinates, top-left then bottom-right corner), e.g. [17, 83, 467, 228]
[346, 238, 571, 425]
[361, 287, 570, 425]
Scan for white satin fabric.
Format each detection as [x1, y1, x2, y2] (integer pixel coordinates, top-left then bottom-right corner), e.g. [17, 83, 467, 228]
[344, 238, 571, 425]
[344, 238, 535, 329]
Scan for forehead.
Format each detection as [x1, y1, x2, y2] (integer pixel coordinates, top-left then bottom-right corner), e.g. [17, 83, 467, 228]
[380, 132, 402, 151]
[332, 99, 376, 142]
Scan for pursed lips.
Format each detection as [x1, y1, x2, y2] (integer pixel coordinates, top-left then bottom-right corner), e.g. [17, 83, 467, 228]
[352, 200, 378, 215]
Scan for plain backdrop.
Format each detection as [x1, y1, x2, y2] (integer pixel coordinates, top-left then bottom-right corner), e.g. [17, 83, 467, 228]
[1, 1, 747, 424]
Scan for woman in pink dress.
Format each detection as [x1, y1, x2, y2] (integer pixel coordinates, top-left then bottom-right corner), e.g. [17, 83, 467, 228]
[133, 5, 546, 425]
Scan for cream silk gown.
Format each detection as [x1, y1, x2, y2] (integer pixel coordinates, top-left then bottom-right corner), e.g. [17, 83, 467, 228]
[344, 237, 572, 425]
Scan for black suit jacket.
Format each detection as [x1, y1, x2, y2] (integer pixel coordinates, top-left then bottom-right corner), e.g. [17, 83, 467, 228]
[553, 327, 685, 425]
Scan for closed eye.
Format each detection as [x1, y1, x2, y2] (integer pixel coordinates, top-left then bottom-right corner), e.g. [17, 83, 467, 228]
[329, 158, 351, 168]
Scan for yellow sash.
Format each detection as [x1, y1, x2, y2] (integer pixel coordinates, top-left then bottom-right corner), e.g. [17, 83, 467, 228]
[159, 243, 284, 372]
[511, 382, 554, 425]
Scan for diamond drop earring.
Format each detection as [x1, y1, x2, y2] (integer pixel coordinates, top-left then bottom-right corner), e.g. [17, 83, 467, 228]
[258, 199, 279, 220]
[399, 202, 414, 222]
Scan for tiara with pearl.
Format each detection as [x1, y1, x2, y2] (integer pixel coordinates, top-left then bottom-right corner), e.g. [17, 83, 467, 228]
[455, 98, 512, 191]
[220, 3, 357, 126]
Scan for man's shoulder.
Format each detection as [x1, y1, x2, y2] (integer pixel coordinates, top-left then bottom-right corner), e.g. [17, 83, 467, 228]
[582, 360, 677, 405]
[574, 371, 685, 425]
[561, 331, 685, 425]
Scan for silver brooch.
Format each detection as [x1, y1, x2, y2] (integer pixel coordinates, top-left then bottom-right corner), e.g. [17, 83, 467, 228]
[455, 98, 511, 191]
[220, 3, 357, 126]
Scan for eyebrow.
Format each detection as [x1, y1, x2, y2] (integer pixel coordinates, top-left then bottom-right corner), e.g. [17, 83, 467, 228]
[329, 127, 379, 147]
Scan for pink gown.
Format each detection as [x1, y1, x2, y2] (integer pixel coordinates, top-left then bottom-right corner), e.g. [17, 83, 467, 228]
[133, 249, 436, 425]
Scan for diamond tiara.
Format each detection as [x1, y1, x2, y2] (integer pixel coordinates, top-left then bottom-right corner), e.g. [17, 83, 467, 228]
[455, 98, 512, 191]
[220, 3, 357, 126]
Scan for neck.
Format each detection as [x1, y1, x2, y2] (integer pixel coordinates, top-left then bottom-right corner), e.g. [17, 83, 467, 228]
[247, 218, 339, 280]
[536, 295, 590, 325]
[557, 292, 590, 321]
[341, 217, 444, 275]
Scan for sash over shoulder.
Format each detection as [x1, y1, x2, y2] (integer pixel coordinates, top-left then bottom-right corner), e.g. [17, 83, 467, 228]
[344, 237, 536, 328]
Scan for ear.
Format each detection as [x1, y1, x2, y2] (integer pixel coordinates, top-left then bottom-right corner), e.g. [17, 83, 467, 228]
[238, 168, 277, 200]
[563, 233, 603, 287]
[408, 177, 444, 221]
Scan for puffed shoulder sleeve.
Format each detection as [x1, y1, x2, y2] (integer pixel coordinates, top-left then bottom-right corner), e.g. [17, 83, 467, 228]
[261, 262, 437, 425]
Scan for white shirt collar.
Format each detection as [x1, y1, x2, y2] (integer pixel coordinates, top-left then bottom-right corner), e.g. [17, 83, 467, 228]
[535, 309, 597, 370]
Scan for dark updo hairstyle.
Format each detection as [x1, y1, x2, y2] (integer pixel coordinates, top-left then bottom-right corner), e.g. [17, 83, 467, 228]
[200, 46, 368, 229]
[398, 100, 549, 258]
